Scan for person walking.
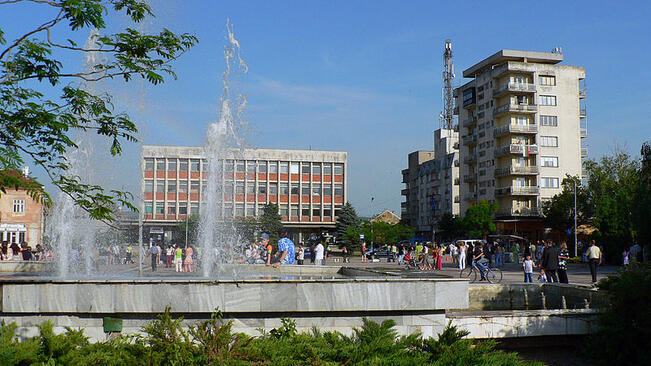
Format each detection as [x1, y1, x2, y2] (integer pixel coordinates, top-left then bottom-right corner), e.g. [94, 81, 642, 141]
[125, 244, 134, 264]
[297, 244, 305, 265]
[150, 245, 158, 272]
[174, 246, 183, 272]
[361, 243, 367, 263]
[458, 242, 466, 270]
[558, 242, 570, 283]
[435, 245, 443, 271]
[166, 246, 173, 268]
[314, 241, 324, 265]
[541, 241, 559, 283]
[585, 240, 602, 283]
[184, 246, 194, 272]
[342, 246, 348, 263]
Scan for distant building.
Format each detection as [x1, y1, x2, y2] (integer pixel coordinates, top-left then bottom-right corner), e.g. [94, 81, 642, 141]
[370, 209, 401, 225]
[454, 49, 586, 240]
[140, 145, 347, 244]
[0, 170, 44, 246]
[401, 128, 460, 238]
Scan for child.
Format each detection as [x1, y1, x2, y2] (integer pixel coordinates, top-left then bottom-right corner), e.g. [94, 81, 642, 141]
[523, 254, 534, 283]
[538, 268, 547, 283]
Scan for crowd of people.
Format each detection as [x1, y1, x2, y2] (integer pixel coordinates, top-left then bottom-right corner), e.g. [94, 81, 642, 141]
[0, 241, 53, 261]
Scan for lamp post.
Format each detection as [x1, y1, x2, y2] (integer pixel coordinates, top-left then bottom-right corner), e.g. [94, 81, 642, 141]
[573, 179, 578, 258]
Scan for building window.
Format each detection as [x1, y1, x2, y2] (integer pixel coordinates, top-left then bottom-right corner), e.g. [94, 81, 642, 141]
[291, 183, 299, 195]
[234, 160, 244, 173]
[246, 161, 256, 173]
[235, 204, 244, 217]
[178, 202, 187, 215]
[541, 156, 559, 167]
[538, 95, 557, 106]
[279, 205, 288, 217]
[323, 164, 332, 175]
[514, 115, 528, 125]
[324, 185, 332, 196]
[246, 204, 255, 217]
[145, 180, 153, 193]
[224, 160, 234, 172]
[280, 182, 289, 195]
[224, 184, 234, 196]
[290, 162, 299, 174]
[13, 199, 25, 214]
[258, 161, 267, 173]
[540, 115, 558, 126]
[190, 180, 200, 193]
[144, 158, 154, 171]
[541, 177, 559, 188]
[334, 183, 343, 196]
[155, 202, 164, 215]
[312, 206, 321, 217]
[178, 159, 188, 172]
[301, 184, 310, 195]
[279, 161, 289, 174]
[269, 183, 278, 195]
[258, 183, 267, 195]
[301, 162, 310, 174]
[301, 207, 310, 217]
[290, 205, 299, 217]
[167, 181, 176, 193]
[324, 207, 332, 217]
[167, 203, 176, 215]
[539, 75, 556, 86]
[312, 164, 321, 175]
[168, 160, 177, 171]
[540, 136, 558, 147]
[246, 182, 255, 194]
[235, 182, 244, 194]
[145, 202, 153, 214]
[154, 159, 164, 171]
[312, 184, 321, 196]
[156, 180, 164, 193]
[268, 162, 278, 173]
[224, 204, 232, 217]
[179, 181, 188, 193]
[191, 159, 200, 172]
[334, 164, 344, 175]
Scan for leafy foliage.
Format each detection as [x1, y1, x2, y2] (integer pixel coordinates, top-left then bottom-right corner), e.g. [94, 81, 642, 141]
[462, 200, 498, 239]
[175, 215, 200, 245]
[437, 212, 465, 241]
[0, 0, 197, 222]
[589, 263, 651, 366]
[542, 175, 593, 249]
[0, 309, 543, 365]
[336, 202, 360, 246]
[259, 203, 283, 243]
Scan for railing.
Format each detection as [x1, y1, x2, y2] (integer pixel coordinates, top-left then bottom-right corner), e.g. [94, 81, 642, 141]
[454, 160, 460, 167]
[463, 117, 477, 127]
[580, 108, 587, 117]
[493, 82, 536, 96]
[492, 62, 536, 78]
[497, 207, 543, 217]
[401, 188, 409, 195]
[464, 174, 477, 183]
[494, 144, 538, 157]
[454, 177, 460, 185]
[494, 166, 538, 176]
[579, 89, 586, 98]
[453, 124, 459, 132]
[493, 103, 538, 116]
[454, 196, 460, 203]
[493, 124, 538, 136]
[581, 147, 588, 157]
[453, 142, 459, 149]
[495, 186, 539, 196]
[463, 192, 477, 201]
[463, 155, 477, 164]
[580, 128, 588, 138]
[462, 134, 478, 145]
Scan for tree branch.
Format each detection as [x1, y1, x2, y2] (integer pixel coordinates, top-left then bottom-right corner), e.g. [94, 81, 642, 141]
[0, 9, 64, 62]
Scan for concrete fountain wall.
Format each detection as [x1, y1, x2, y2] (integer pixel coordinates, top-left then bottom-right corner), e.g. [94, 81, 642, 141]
[0, 275, 468, 341]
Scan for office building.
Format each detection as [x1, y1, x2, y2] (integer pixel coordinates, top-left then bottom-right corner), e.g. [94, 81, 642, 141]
[141, 145, 347, 243]
[0, 169, 44, 246]
[454, 49, 586, 239]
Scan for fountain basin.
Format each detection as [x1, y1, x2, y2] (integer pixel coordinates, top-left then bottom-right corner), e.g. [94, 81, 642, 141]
[0, 261, 54, 273]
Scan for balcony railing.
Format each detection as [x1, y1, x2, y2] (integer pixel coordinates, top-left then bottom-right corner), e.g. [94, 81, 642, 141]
[495, 186, 539, 196]
[579, 88, 586, 98]
[453, 141, 459, 149]
[493, 103, 538, 117]
[497, 207, 542, 217]
[462, 116, 477, 128]
[494, 144, 538, 157]
[580, 108, 587, 117]
[580, 128, 588, 138]
[492, 62, 536, 78]
[463, 155, 477, 164]
[453, 124, 459, 132]
[463, 192, 477, 201]
[493, 124, 538, 137]
[454, 196, 460, 203]
[454, 177, 460, 185]
[493, 82, 536, 96]
[581, 147, 588, 157]
[401, 188, 409, 196]
[494, 166, 539, 177]
[462, 133, 478, 145]
[464, 174, 477, 183]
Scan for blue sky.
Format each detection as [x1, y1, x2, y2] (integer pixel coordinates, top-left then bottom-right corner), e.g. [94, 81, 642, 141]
[2, 1, 650, 216]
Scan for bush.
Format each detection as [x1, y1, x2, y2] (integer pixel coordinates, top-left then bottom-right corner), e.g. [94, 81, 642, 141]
[0, 311, 543, 365]
[588, 263, 651, 366]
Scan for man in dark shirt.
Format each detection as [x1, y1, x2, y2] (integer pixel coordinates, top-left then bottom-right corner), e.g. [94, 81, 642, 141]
[473, 242, 489, 280]
[541, 241, 559, 282]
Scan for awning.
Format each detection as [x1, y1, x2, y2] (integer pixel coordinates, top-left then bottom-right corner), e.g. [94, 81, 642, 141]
[0, 223, 27, 232]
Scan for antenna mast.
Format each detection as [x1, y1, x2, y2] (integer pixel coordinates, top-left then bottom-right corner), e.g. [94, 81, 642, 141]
[441, 39, 455, 131]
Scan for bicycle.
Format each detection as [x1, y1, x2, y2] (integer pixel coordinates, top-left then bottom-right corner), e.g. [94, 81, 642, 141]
[460, 260, 503, 283]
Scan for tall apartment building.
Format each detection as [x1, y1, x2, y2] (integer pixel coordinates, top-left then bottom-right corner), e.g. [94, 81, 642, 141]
[401, 128, 460, 238]
[454, 49, 586, 239]
[141, 145, 347, 243]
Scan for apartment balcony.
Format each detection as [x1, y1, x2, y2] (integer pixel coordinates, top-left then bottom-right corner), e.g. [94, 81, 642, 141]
[454, 159, 460, 167]
[494, 144, 538, 157]
[454, 177, 460, 185]
[580, 108, 587, 117]
[492, 82, 536, 97]
[462, 116, 477, 128]
[401, 201, 408, 208]
[496, 207, 543, 217]
[453, 124, 459, 132]
[454, 196, 460, 203]
[464, 174, 477, 183]
[580, 128, 588, 138]
[453, 106, 459, 115]
[492, 62, 536, 78]
[493, 124, 538, 137]
[495, 186, 540, 197]
[494, 166, 539, 177]
[463, 155, 477, 164]
[581, 147, 588, 157]
[463, 192, 477, 201]
[493, 103, 538, 117]
[579, 88, 586, 98]
[453, 141, 459, 149]
[462, 133, 478, 146]
[401, 188, 409, 196]
[463, 98, 476, 109]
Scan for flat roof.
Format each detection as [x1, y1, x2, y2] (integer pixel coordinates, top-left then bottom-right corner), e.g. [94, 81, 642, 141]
[141, 145, 347, 162]
[463, 49, 563, 77]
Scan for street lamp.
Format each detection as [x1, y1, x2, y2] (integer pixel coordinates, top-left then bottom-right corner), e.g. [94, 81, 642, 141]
[573, 178, 578, 258]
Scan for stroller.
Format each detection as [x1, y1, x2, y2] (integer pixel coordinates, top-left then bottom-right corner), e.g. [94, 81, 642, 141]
[403, 251, 419, 270]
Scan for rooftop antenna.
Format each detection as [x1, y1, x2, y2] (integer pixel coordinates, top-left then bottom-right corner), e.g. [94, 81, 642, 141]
[551, 46, 563, 54]
[441, 40, 455, 132]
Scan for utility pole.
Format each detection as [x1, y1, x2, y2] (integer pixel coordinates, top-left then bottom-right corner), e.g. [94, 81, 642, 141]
[574, 179, 578, 258]
[441, 39, 455, 131]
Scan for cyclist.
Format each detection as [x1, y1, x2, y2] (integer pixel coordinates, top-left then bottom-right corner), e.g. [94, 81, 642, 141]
[472, 241, 489, 281]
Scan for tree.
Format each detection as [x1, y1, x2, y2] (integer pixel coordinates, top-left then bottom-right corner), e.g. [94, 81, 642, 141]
[542, 175, 593, 248]
[259, 203, 282, 243]
[176, 215, 199, 246]
[632, 142, 651, 248]
[0, 1, 197, 222]
[437, 212, 465, 241]
[335, 202, 360, 246]
[462, 200, 498, 239]
[233, 217, 260, 243]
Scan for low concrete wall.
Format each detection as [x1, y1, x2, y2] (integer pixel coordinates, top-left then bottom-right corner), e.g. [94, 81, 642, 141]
[0, 277, 468, 341]
[0, 261, 54, 273]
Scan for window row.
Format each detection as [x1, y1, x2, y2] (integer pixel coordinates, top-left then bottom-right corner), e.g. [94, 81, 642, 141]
[145, 158, 344, 175]
[540, 177, 559, 188]
[145, 181, 344, 196]
[145, 202, 343, 218]
[13, 199, 25, 214]
[538, 95, 557, 106]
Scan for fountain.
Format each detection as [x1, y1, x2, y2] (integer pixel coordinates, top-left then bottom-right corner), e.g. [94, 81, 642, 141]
[198, 20, 249, 277]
